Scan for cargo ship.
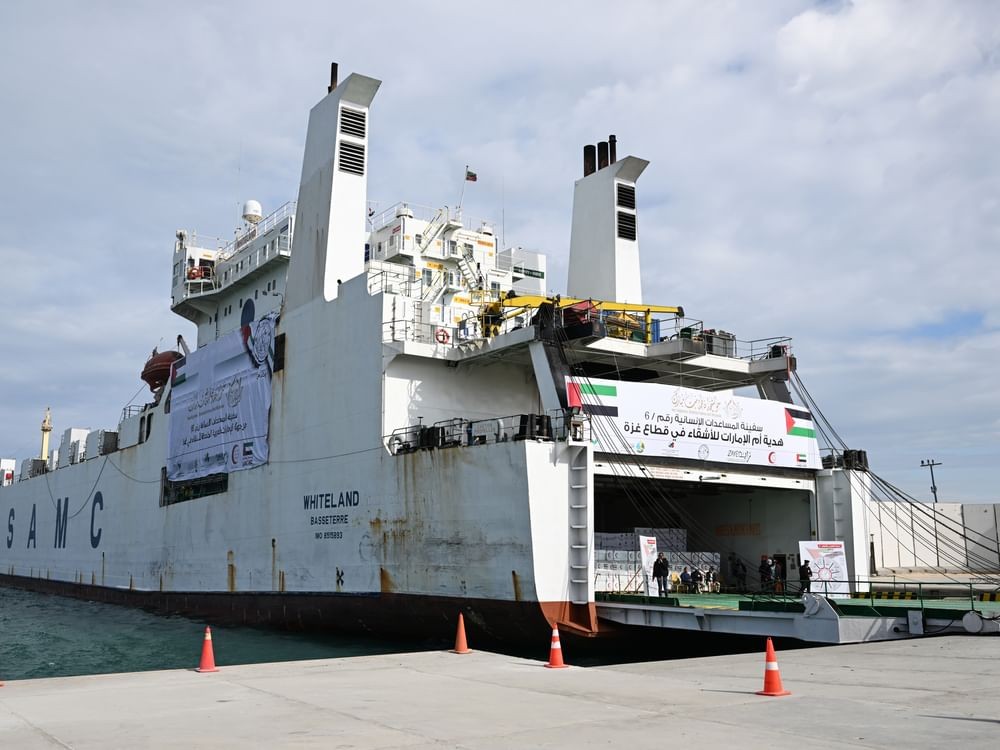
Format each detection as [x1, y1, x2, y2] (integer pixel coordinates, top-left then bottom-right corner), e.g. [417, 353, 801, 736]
[2, 64, 888, 645]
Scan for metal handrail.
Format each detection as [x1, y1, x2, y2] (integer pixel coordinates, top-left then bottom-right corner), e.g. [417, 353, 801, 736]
[384, 411, 572, 455]
[218, 201, 296, 261]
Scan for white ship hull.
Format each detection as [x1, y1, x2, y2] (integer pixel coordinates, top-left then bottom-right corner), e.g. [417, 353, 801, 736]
[2, 282, 598, 641]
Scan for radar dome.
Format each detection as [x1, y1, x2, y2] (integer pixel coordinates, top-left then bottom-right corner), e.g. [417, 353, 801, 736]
[242, 200, 263, 224]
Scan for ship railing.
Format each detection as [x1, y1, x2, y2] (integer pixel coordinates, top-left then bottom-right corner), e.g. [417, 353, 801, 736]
[376, 301, 793, 361]
[184, 231, 228, 251]
[120, 404, 144, 422]
[366, 200, 493, 237]
[740, 577, 1000, 611]
[368, 262, 421, 297]
[594, 578, 1000, 614]
[368, 201, 443, 232]
[381, 318, 486, 347]
[385, 412, 572, 455]
[217, 201, 297, 261]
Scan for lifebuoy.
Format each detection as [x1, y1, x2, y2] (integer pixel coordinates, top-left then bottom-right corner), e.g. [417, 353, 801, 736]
[187, 267, 203, 280]
[434, 328, 450, 344]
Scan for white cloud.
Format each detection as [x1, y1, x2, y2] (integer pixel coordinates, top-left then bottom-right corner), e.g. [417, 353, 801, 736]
[0, 0, 997, 500]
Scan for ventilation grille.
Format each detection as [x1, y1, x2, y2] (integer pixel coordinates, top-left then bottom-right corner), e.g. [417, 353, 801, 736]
[617, 211, 637, 241]
[340, 107, 366, 138]
[338, 142, 365, 176]
[616, 184, 636, 210]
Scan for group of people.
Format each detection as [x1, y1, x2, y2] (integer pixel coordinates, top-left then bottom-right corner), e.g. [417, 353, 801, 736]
[753, 555, 812, 593]
[650, 552, 721, 595]
[650, 551, 814, 596]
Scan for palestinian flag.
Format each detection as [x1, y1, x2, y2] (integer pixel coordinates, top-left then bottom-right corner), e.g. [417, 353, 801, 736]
[171, 357, 187, 387]
[566, 379, 618, 417]
[785, 408, 816, 439]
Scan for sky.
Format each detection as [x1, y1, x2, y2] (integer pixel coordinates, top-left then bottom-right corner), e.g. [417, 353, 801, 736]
[1, 0, 998, 501]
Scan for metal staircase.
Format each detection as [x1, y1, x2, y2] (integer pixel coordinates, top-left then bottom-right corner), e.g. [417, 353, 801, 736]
[418, 209, 446, 252]
[421, 269, 446, 303]
[456, 250, 482, 289]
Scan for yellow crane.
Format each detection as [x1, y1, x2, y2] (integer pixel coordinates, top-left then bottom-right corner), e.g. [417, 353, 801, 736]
[478, 293, 684, 343]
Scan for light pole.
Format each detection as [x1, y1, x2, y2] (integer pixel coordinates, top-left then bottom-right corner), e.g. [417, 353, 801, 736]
[920, 459, 941, 504]
[920, 459, 942, 568]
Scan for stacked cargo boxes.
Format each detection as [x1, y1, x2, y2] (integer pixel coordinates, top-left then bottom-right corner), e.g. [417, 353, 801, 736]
[594, 528, 721, 592]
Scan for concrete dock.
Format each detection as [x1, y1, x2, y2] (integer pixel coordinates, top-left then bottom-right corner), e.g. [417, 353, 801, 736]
[2, 636, 997, 748]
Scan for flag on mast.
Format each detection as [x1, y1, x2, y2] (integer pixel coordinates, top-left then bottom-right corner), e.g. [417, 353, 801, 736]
[465, 168, 477, 182]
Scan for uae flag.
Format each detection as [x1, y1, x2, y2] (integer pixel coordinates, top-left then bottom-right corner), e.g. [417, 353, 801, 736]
[785, 408, 816, 439]
[465, 169, 477, 182]
[566, 379, 618, 417]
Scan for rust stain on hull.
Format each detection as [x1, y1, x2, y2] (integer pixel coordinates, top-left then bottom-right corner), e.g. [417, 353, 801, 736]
[379, 567, 394, 593]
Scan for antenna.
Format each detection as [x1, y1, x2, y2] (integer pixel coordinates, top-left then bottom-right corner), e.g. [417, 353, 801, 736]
[236, 139, 244, 228]
[501, 174, 505, 250]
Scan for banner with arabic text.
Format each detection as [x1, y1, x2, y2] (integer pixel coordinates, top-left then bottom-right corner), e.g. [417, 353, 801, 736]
[567, 377, 821, 469]
[167, 315, 277, 480]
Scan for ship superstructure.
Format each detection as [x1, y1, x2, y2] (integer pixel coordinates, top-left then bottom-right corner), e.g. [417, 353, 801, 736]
[11, 64, 992, 646]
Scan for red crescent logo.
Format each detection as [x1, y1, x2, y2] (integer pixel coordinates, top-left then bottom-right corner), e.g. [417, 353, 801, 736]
[231, 445, 240, 464]
[768, 451, 776, 464]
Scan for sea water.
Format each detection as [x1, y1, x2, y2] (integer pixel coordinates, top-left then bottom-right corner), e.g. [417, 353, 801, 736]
[0, 586, 423, 681]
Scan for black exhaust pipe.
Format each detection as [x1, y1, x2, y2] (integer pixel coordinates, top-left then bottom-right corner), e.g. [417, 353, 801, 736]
[328, 62, 339, 93]
[583, 144, 597, 176]
[597, 141, 609, 170]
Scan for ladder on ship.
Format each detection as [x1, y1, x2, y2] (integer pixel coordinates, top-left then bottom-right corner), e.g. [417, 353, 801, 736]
[421, 269, 447, 304]
[456, 249, 482, 289]
[419, 207, 464, 253]
[567, 444, 592, 606]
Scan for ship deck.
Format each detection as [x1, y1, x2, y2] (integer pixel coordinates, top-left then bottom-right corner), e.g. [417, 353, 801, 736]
[596, 590, 1000, 643]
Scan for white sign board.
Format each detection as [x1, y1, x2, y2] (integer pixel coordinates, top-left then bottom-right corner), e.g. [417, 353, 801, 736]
[638, 535, 658, 596]
[798, 540, 850, 598]
[567, 377, 821, 469]
[167, 315, 277, 481]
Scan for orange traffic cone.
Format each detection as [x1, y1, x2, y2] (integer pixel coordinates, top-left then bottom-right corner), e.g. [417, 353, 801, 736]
[545, 627, 568, 668]
[756, 637, 790, 696]
[452, 613, 471, 654]
[195, 626, 219, 673]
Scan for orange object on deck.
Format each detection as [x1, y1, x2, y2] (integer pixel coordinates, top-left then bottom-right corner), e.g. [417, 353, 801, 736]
[195, 626, 219, 673]
[545, 627, 568, 669]
[451, 612, 471, 654]
[756, 637, 790, 696]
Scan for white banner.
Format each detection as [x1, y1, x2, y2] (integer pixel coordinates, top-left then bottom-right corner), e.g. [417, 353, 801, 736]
[798, 540, 850, 598]
[638, 535, 658, 596]
[167, 315, 277, 481]
[567, 377, 821, 469]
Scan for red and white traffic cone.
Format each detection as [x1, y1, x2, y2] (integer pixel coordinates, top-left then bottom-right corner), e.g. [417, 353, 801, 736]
[756, 637, 790, 696]
[545, 627, 568, 668]
[195, 626, 219, 673]
[451, 612, 471, 654]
